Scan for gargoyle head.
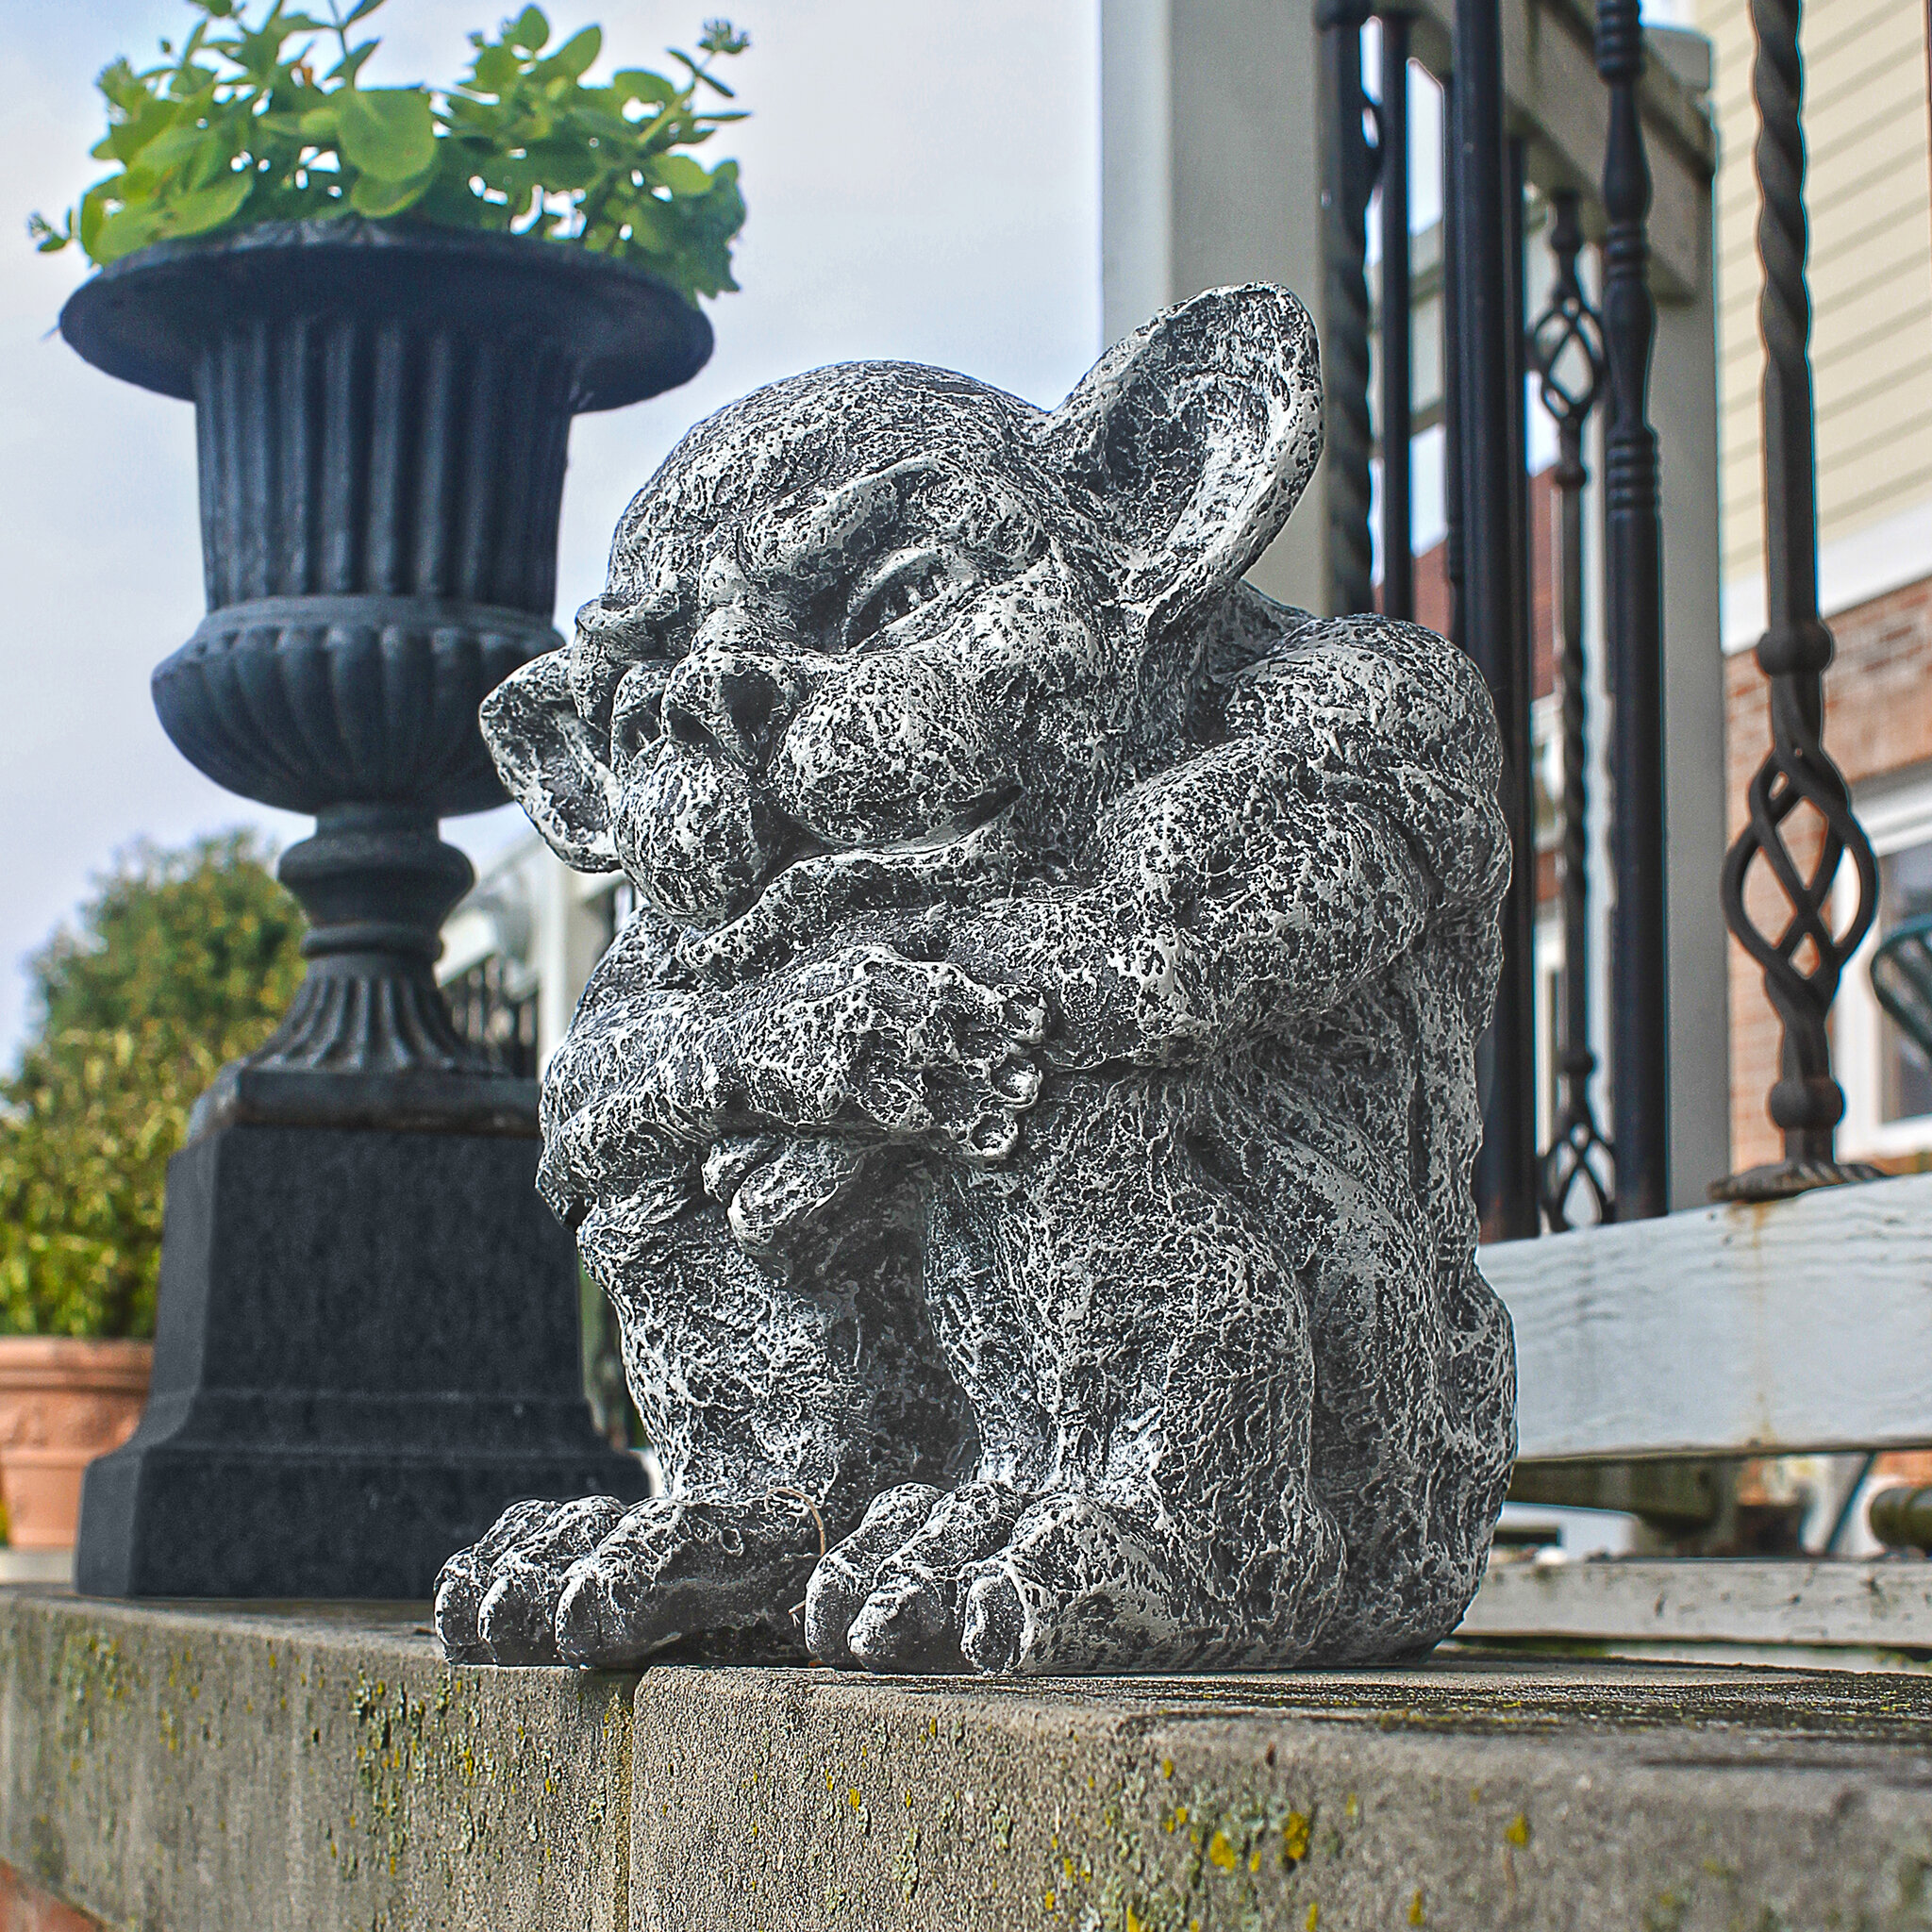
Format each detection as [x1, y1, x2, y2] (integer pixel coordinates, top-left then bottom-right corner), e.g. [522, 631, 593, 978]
[480, 283, 1322, 941]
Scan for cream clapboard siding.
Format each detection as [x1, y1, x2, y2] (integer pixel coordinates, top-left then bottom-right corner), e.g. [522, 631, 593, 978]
[1695, 0, 1932, 601]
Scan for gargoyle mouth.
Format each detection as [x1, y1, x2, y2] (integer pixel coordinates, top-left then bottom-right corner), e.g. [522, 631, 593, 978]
[690, 790, 1023, 977]
[827, 786, 1020, 861]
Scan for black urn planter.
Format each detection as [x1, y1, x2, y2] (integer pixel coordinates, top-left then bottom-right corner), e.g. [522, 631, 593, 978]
[58, 219, 710, 1598]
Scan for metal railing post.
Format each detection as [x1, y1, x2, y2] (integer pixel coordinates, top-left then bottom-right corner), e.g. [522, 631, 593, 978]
[1713, 0, 1881, 1202]
[1376, 8, 1415, 622]
[1530, 191, 1616, 1228]
[1452, 0, 1539, 1240]
[1595, 0, 1671, 1221]
[1321, 0, 1377, 614]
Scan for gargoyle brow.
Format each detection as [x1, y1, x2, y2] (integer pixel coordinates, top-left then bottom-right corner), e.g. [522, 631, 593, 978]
[764, 457, 948, 578]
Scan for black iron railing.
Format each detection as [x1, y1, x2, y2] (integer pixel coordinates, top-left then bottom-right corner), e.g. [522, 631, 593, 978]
[1329, 0, 1880, 1234]
[1711, 0, 1880, 1202]
[1529, 190, 1615, 1230]
[445, 953, 540, 1079]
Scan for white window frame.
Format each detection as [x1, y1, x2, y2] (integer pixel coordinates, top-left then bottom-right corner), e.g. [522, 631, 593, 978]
[1834, 761, 1932, 1161]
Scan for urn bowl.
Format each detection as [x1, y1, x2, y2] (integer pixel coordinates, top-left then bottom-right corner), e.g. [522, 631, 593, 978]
[60, 218, 713, 818]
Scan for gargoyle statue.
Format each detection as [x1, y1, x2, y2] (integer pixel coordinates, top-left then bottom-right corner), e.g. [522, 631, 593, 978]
[434, 283, 1516, 1675]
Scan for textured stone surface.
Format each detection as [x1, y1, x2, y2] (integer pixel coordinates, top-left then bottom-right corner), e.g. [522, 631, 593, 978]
[7, 1594, 1932, 1932]
[0, 1592, 633, 1932]
[451, 283, 1516, 1674]
[630, 1657, 1932, 1932]
[77, 1124, 642, 1600]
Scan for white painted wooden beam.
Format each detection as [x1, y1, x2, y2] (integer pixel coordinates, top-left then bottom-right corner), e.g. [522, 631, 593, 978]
[1483, 1174, 1932, 1462]
[1460, 1557, 1932, 1651]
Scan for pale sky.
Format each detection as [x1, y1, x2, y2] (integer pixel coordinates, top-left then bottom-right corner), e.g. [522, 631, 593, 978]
[0, 0, 1102, 1058]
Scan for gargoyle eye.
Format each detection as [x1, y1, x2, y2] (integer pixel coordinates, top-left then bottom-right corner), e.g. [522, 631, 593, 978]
[842, 551, 961, 652]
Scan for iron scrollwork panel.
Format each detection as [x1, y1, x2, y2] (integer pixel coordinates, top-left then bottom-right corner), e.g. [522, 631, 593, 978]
[1529, 191, 1615, 1230]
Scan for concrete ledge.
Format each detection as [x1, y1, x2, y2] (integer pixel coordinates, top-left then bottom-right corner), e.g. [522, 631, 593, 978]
[1484, 1171, 1932, 1461]
[7, 1591, 1932, 1929]
[0, 1591, 633, 1930]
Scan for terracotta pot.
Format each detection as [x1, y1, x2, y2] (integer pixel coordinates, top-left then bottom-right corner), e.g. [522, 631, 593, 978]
[0, 1341, 152, 1549]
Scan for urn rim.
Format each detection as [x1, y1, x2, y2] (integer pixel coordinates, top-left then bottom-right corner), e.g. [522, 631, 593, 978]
[58, 216, 712, 413]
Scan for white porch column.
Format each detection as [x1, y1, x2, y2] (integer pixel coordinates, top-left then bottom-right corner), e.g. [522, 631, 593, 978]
[1649, 25, 1731, 1205]
[1100, 0, 1329, 610]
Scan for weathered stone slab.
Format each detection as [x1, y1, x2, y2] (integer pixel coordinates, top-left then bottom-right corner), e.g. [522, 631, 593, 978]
[627, 1661, 1932, 1931]
[0, 1590, 635, 1931]
[5, 1590, 1932, 1930]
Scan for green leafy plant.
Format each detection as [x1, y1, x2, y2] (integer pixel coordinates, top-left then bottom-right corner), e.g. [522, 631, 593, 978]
[29, 0, 749, 304]
[0, 833, 307, 1339]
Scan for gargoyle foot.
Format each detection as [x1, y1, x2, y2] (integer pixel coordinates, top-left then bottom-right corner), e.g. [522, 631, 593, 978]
[553, 1493, 821, 1667]
[435, 1495, 630, 1665]
[958, 1493, 1201, 1674]
[805, 1480, 1029, 1671]
[436, 1492, 823, 1668]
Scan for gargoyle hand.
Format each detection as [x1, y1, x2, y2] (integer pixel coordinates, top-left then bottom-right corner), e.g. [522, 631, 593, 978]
[716, 942, 1048, 1158]
[548, 942, 1045, 1187]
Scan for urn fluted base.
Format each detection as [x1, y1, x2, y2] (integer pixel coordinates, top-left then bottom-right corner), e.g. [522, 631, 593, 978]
[189, 804, 538, 1140]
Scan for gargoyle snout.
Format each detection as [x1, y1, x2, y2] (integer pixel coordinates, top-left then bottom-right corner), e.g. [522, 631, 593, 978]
[661, 641, 809, 771]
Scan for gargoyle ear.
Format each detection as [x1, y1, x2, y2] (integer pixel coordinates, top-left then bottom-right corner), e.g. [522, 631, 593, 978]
[479, 651, 621, 874]
[1036, 284, 1323, 634]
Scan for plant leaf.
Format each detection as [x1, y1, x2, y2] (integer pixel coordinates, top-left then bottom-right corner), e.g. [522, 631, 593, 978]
[467, 42, 525, 98]
[333, 87, 436, 181]
[92, 203, 171, 264]
[548, 25, 601, 80]
[348, 166, 434, 217]
[507, 7, 550, 54]
[652, 153, 711, 197]
[161, 170, 253, 236]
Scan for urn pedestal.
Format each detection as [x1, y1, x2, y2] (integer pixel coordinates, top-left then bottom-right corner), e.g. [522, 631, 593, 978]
[59, 220, 710, 1597]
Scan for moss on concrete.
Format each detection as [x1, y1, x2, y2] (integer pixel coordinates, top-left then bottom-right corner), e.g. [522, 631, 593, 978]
[0, 1591, 634, 1930]
[627, 1662, 1932, 1932]
[4, 1592, 1932, 1929]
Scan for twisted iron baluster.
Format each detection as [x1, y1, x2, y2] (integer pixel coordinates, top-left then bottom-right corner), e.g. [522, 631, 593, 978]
[1321, 0, 1377, 614]
[1377, 7, 1415, 622]
[1596, 0, 1670, 1220]
[1530, 192, 1614, 1230]
[1441, 75, 1464, 653]
[1712, 0, 1881, 1202]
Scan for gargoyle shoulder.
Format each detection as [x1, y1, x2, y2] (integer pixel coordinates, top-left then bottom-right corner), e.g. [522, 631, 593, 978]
[1218, 613, 1508, 911]
[1224, 615, 1502, 787]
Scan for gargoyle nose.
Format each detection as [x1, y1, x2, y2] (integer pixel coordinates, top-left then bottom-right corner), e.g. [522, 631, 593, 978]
[660, 644, 804, 768]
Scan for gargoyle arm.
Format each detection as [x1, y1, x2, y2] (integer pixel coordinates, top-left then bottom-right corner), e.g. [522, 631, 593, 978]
[946, 618, 1509, 1071]
[541, 621, 1507, 1159]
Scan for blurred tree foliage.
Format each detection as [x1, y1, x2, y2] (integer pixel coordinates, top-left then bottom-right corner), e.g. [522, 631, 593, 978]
[0, 833, 306, 1338]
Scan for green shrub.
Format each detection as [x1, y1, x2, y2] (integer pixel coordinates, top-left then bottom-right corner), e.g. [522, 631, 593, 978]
[29, 0, 749, 304]
[0, 833, 307, 1338]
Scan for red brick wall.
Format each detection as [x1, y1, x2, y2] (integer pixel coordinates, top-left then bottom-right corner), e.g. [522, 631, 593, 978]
[0, 1865, 100, 1932]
